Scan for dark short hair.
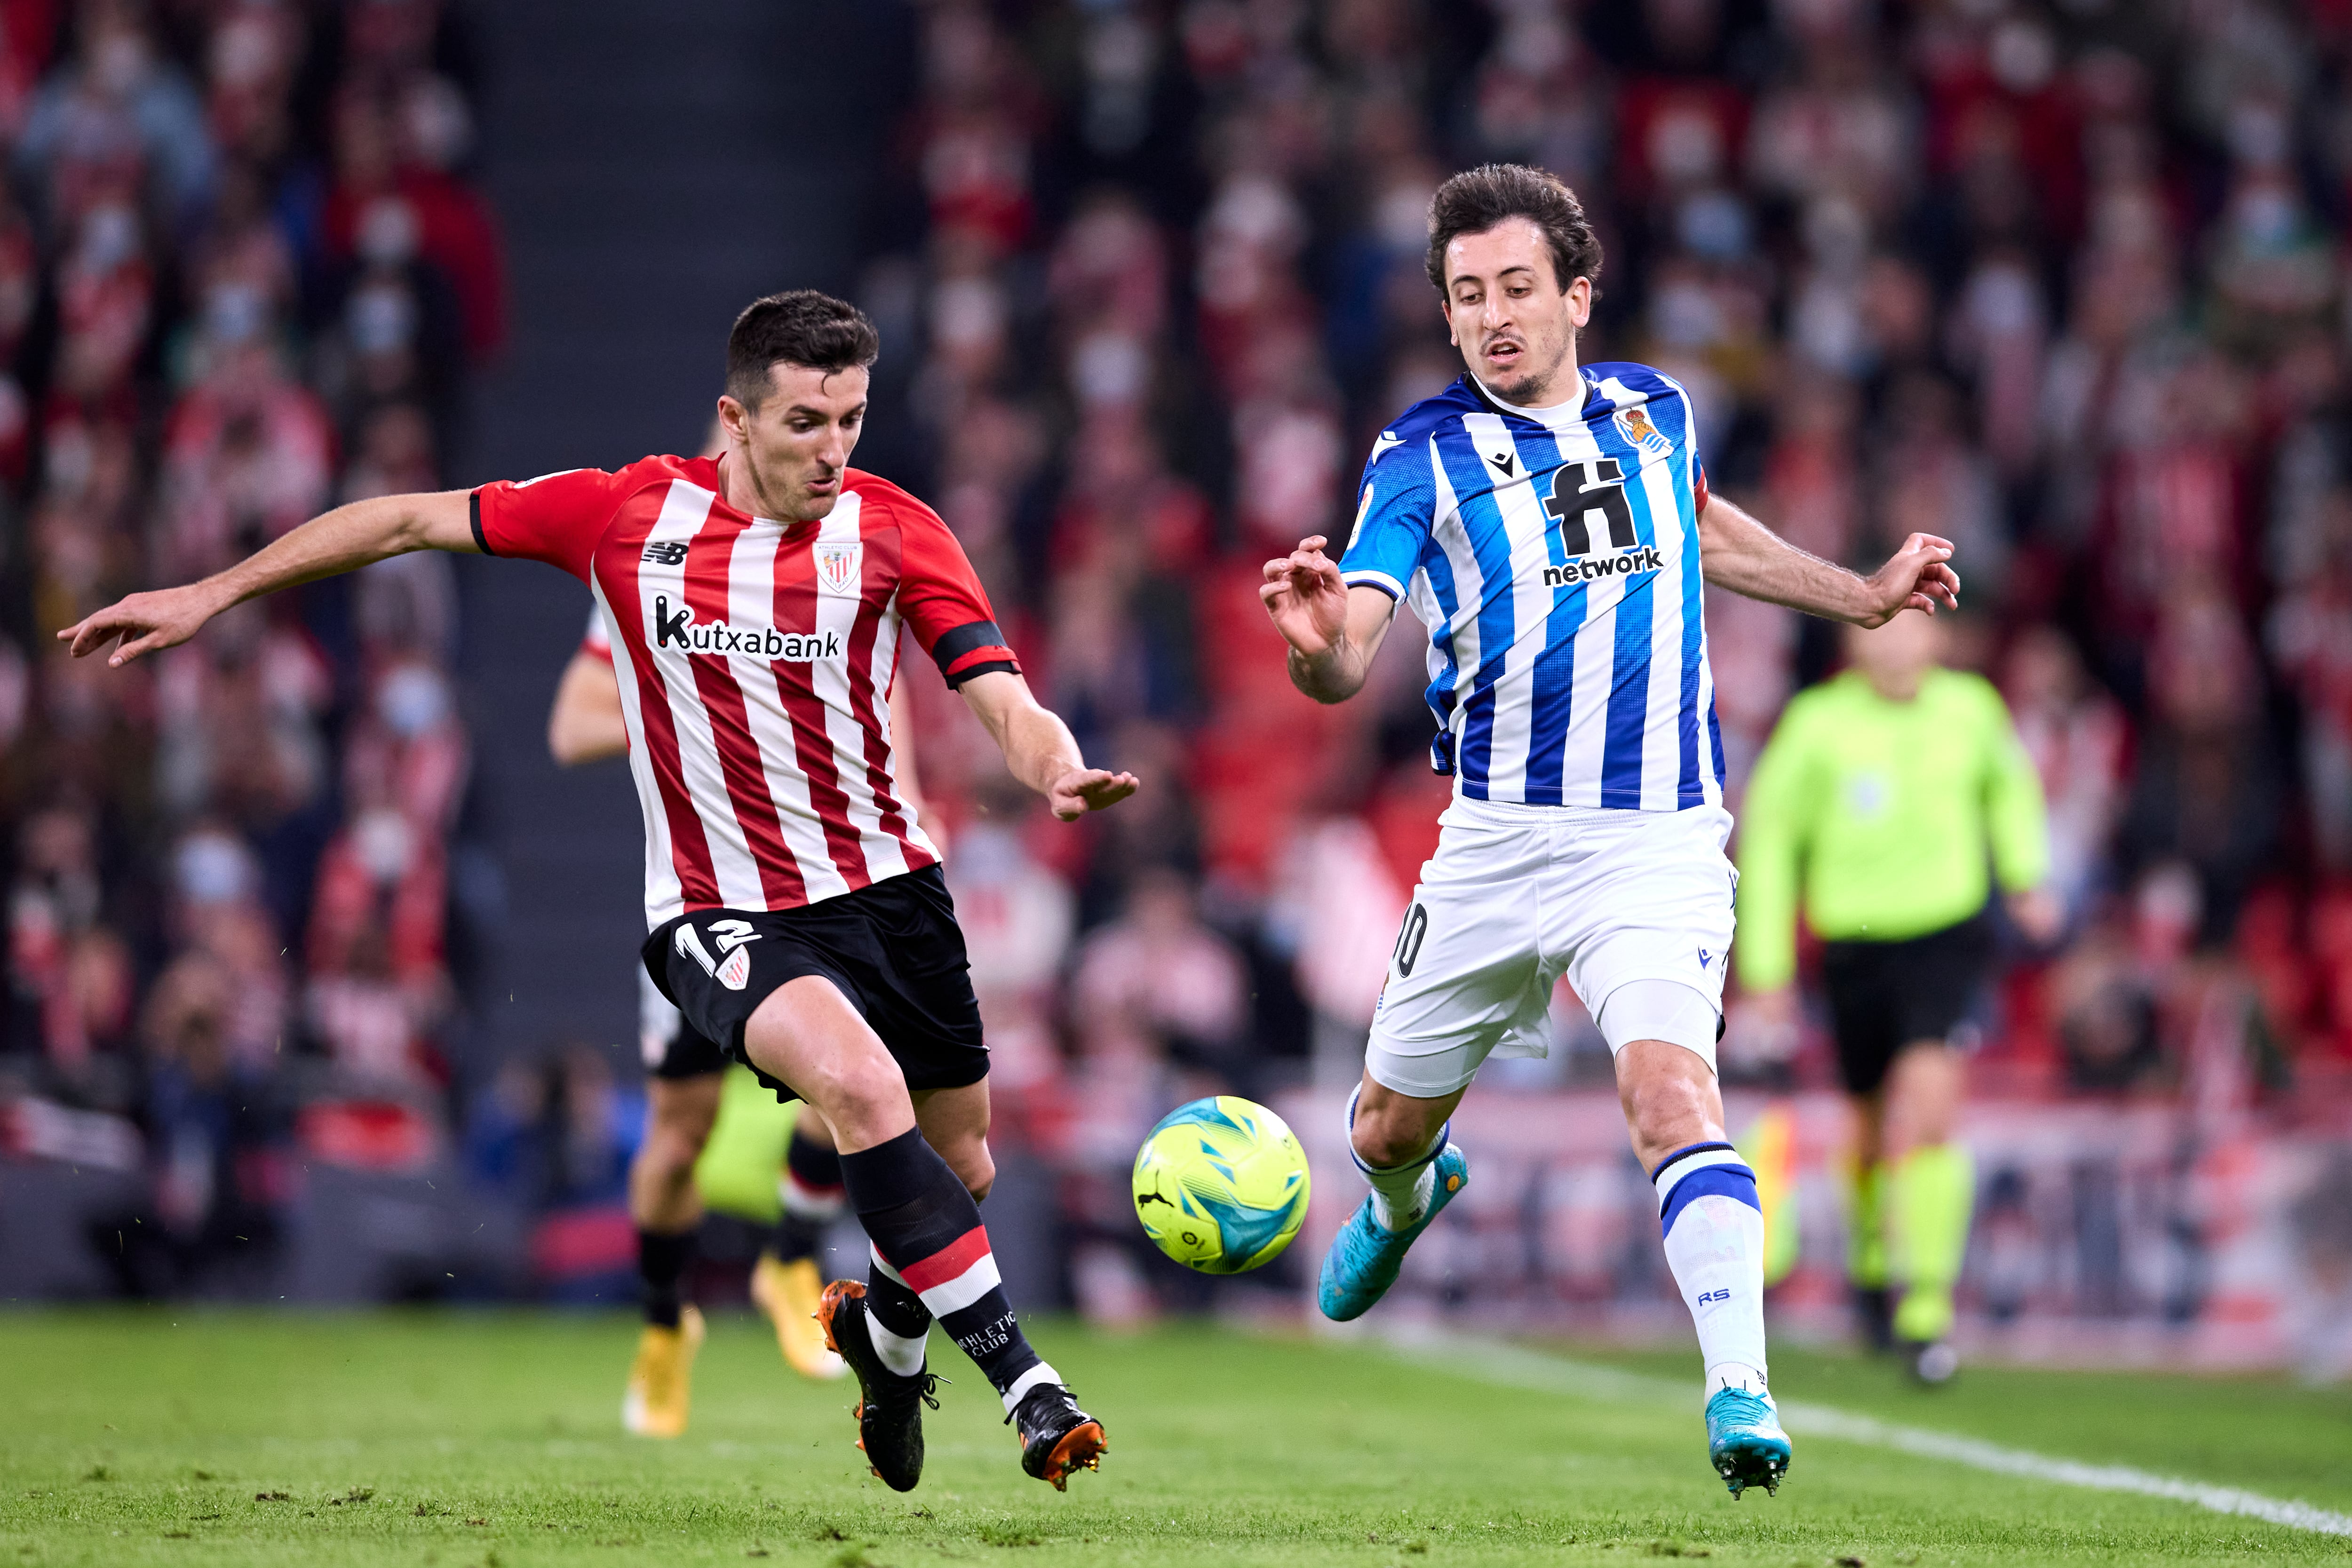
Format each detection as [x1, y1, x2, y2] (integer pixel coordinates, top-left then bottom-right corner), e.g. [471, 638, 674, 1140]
[725, 290, 880, 406]
[1425, 164, 1603, 297]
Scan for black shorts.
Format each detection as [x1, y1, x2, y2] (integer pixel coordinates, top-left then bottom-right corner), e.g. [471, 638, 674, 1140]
[642, 865, 988, 1105]
[1820, 910, 1993, 1097]
[639, 968, 728, 1080]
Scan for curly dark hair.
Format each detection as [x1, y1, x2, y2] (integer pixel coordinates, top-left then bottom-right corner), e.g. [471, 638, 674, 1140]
[1424, 164, 1604, 297]
[725, 290, 880, 406]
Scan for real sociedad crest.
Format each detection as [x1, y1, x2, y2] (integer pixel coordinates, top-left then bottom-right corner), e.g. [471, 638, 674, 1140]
[815, 541, 863, 595]
[1614, 405, 1672, 456]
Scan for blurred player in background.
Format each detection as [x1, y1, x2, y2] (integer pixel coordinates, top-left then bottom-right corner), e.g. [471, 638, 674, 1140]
[1735, 612, 2058, 1384]
[550, 603, 915, 1433]
[1261, 164, 1962, 1498]
[61, 290, 1134, 1494]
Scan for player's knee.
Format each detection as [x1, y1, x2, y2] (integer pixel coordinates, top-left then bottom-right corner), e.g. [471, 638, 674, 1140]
[954, 1140, 995, 1202]
[799, 1054, 908, 1136]
[637, 1128, 702, 1186]
[649, 1094, 719, 1154]
[1351, 1105, 1438, 1170]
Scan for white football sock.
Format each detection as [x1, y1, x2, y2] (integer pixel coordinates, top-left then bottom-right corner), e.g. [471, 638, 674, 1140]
[1347, 1084, 1446, 1233]
[868, 1317, 927, 1377]
[865, 1249, 930, 1377]
[1366, 1161, 1437, 1232]
[1652, 1142, 1770, 1399]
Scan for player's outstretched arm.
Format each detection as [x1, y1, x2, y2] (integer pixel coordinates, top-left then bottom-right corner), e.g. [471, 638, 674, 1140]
[548, 650, 630, 766]
[955, 669, 1139, 821]
[59, 490, 480, 667]
[1697, 493, 1959, 627]
[1259, 534, 1398, 703]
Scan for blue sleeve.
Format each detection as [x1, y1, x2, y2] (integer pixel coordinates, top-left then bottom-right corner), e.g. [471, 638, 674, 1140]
[1337, 436, 1434, 601]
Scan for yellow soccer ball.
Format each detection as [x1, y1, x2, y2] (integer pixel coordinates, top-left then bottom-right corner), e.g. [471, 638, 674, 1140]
[1130, 1096, 1311, 1274]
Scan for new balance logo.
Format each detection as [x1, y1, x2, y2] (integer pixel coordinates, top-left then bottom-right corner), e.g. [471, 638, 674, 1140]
[642, 541, 689, 566]
[651, 596, 840, 660]
[1542, 545, 1663, 589]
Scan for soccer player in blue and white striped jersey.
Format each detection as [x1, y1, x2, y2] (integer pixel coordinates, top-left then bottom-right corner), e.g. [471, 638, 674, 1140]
[1261, 165, 1962, 1498]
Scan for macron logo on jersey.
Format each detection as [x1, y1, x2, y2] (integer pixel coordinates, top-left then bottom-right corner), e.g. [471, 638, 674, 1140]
[651, 595, 841, 661]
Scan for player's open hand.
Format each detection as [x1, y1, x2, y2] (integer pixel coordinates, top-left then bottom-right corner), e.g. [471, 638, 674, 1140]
[57, 584, 223, 667]
[1858, 532, 1961, 627]
[1047, 766, 1140, 821]
[1259, 535, 1350, 656]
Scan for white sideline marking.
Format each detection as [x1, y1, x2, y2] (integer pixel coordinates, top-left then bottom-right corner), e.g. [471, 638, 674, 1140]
[1382, 1335, 2352, 1539]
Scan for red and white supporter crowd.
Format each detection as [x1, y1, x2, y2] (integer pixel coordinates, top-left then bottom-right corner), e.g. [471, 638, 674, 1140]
[7, 0, 2352, 1341]
[2, 0, 497, 1292]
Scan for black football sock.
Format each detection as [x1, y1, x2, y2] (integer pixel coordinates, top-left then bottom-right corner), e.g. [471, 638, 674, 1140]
[863, 1245, 934, 1377]
[866, 1247, 933, 1336]
[774, 1123, 847, 1265]
[840, 1128, 1057, 1412]
[637, 1228, 695, 1329]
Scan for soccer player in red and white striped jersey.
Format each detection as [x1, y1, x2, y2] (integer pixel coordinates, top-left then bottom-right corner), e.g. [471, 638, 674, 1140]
[61, 290, 1134, 1492]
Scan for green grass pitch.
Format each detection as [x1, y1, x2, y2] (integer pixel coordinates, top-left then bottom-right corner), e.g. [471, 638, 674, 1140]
[3, 1310, 2347, 1566]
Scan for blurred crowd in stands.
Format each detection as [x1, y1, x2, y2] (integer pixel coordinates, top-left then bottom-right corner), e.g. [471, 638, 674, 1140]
[13, 0, 2352, 1312]
[842, 0, 2352, 1307]
[0, 0, 499, 1294]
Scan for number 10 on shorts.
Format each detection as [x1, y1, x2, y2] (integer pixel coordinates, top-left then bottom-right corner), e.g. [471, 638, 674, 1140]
[1392, 903, 1429, 978]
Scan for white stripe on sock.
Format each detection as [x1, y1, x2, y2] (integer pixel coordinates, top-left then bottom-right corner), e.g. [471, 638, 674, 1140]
[1001, 1361, 1059, 1416]
[781, 1173, 847, 1220]
[869, 1317, 927, 1377]
[870, 1245, 906, 1285]
[915, 1252, 1001, 1318]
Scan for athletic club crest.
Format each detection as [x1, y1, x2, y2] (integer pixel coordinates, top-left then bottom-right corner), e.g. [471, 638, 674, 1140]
[716, 945, 751, 991]
[814, 540, 863, 595]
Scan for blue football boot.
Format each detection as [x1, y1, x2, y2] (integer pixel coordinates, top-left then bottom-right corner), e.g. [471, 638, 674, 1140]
[1705, 1386, 1792, 1498]
[1316, 1144, 1469, 1321]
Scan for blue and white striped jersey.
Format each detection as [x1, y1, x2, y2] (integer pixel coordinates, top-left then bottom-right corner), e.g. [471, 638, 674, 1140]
[1340, 363, 1725, 811]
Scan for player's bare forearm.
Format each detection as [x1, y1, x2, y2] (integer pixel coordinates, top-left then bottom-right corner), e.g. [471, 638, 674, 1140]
[1287, 641, 1371, 704]
[59, 490, 478, 666]
[957, 669, 1139, 820]
[1696, 494, 1959, 627]
[548, 650, 630, 766]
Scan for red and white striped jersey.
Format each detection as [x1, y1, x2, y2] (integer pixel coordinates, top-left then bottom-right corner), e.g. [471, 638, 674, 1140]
[475, 455, 1017, 928]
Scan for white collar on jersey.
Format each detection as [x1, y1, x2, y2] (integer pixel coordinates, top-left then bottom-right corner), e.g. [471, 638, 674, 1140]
[1469, 370, 1595, 427]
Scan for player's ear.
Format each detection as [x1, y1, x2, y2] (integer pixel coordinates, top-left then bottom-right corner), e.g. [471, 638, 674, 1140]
[1566, 277, 1593, 330]
[715, 394, 749, 443]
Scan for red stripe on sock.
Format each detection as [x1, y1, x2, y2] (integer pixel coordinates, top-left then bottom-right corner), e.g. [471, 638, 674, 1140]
[898, 1225, 991, 1295]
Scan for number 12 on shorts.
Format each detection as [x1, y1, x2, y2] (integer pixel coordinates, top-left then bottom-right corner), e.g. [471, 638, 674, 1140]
[1392, 902, 1429, 978]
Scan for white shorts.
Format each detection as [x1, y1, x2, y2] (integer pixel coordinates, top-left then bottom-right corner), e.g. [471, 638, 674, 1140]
[1365, 796, 1736, 1097]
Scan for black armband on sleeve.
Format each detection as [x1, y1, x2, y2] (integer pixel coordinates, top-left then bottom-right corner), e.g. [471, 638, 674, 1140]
[930, 619, 1008, 674]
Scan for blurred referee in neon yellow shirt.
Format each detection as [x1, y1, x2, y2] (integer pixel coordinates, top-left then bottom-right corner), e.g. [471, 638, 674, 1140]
[1735, 613, 2059, 1384]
